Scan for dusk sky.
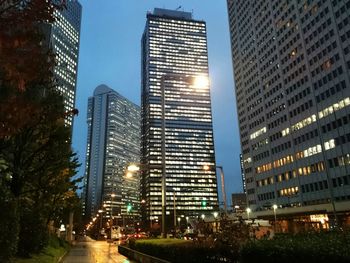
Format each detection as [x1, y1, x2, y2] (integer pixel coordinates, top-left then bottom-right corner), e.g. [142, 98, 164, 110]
[72, 0, 242, 206]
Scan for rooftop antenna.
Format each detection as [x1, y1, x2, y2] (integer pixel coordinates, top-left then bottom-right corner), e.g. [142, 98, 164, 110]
[176, 5, 181, 11]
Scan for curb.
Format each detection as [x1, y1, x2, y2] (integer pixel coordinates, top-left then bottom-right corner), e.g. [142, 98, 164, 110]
[57, 245, 72, 263]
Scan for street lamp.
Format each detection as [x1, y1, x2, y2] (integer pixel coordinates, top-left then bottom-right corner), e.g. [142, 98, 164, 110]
[98, 209, 104, 239]
[160, 74, 208, 238]
[110, 193, 116, 226]
[246, 207, 251, 221]
[203, 165, 227, 212]
[213, 212, 218, 232]
[272, 204, 278, 233]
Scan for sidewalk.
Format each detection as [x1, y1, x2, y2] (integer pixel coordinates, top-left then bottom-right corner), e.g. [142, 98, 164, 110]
[61, 237, 95, 263]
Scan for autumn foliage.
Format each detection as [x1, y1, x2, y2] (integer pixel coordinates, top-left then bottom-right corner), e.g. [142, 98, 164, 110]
[0, 1, 81, 260]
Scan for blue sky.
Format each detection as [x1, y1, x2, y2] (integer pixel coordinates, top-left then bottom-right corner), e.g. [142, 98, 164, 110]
[72, 0, 242, 206]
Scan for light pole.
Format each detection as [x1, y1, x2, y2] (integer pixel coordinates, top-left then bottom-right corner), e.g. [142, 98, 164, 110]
[110, 193, 116, 225]
[160, 74, 208, 238]
[273, 204, 278, 233]
[213, 212, 218, 232]
[98, 209, 103, 239]
[173, 191, 176, 231]
[246, 207, 251, 221]
[127, 75, 208, 238]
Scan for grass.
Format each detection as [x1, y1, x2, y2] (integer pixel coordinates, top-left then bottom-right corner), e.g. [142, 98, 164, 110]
[12, 236, 69, 263]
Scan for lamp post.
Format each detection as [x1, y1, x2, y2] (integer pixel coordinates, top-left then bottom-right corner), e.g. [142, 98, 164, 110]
[110, 193, 116, 225]
[127, 75, 208, 237]
[272, 204, 278, 233]
[246, 207, 251, 221]
[213, 212, 218, 232]
[159, 74, 208, 238]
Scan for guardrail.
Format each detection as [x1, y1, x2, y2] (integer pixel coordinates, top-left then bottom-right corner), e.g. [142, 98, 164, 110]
[118, 245, 170, 263]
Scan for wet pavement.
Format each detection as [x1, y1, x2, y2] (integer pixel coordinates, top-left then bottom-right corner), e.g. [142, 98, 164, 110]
[62, 237, 134, 263]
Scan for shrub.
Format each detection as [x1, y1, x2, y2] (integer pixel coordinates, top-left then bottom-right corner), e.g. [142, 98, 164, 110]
[240, 231, 350, 263]
[130, 239, 238, 263]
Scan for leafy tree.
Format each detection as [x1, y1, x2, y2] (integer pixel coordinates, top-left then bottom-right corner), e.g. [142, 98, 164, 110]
[0, 0, 81, 260]
[0, 0, 65, 138]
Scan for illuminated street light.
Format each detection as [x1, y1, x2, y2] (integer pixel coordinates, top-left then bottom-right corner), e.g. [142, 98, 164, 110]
[110, 193, 116, 227]
[246, 207, 251, 221]
[201, 214, 205, 220]
[273, 204, 278, 233]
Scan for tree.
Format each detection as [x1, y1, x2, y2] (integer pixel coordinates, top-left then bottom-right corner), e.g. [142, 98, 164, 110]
[0, 0, 65, 138]
[0, 0, 80, 259]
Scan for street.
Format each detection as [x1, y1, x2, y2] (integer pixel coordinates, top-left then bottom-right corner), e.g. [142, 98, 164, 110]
[63, 237, 135, 263]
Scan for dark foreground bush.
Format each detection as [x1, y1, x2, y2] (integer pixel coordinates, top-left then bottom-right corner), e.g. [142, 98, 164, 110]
[240, 231, 350, 263]
[129, 238, 238, 263]
[13, 235, 69, 263]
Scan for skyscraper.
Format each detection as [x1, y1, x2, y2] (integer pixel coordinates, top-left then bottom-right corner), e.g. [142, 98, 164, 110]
[141, 8, 218, 226]
[228, 0, 350, 223]
[46, 0, 82, 126]
[83, 85, 140, 222]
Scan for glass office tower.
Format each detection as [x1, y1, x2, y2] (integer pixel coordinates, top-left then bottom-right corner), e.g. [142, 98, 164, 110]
[48, 0, 82, 127]
[141, 8, 219, 225]
[227, 0, 350, 224]
[83, 85, 140, 222]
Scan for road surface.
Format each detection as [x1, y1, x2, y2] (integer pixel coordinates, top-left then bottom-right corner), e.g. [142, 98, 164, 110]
[63, 237, 134, 263]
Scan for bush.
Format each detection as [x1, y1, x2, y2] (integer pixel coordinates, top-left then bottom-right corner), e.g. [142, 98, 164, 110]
[240, 231, 350, 263]
[130, 238, 238, 263]
[13, 235, 69, 263]
[0, 198, 19, 262]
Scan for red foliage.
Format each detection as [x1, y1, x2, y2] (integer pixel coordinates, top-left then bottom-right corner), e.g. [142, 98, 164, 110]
[0, 0, 65, 138]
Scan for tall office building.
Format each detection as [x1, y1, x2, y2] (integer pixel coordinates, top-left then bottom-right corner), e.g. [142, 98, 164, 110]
[83, 85, 140, 221]
[228, 0, 350, 221]
[141, 8, 218, 224]
[46, 0, 82, 126]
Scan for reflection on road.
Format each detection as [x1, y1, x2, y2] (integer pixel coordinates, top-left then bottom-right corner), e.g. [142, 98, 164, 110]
[63, 236, 135, 263]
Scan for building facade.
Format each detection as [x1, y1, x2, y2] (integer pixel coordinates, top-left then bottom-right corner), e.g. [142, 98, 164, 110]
[46, 0, 82, 126]
[227, 0, 350, 222]
[83, 85, 140, 222]
[141, 8, 219, 226]
[231, 193, 247, 213]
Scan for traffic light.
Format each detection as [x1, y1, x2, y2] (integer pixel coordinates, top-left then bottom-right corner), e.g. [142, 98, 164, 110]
[201, 199, 207, 207]
[127, 203, 132, 213]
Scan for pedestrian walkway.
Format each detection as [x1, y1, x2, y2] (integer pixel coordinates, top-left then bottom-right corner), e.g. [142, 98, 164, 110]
[62, 242, 94, 263]
[61, 236, 133, 263]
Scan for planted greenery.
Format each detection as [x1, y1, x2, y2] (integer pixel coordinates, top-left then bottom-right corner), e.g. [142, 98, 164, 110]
[127, 227, 350, 263]
[240, 231, 350, 263]
[13, 236, 69, 263]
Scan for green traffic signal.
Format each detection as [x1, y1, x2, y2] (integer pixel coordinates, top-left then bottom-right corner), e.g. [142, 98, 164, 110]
[201, 200, 207, 207]
[127, 203, 132, 212]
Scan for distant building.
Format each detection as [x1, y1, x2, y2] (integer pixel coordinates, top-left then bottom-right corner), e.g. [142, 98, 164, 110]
[83, 85, 140, 222]
[231, 193, 247, 212]
[43, 0, 82, 126]
[227, 0, 350, 228]
[141, 8, 219, 225]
